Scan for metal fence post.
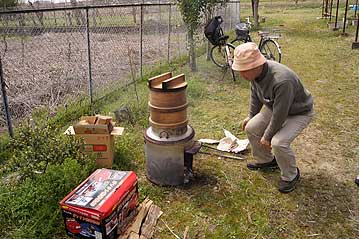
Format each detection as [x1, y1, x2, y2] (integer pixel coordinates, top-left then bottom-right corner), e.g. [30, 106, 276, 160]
[329, 0, 334, 23]
[334, 0, 340, 30]
[0, 56, 13, 138]
[167, 4, 171, 63]
[140, 4, 144, 80]
[352, 10, 359, 48]
[85, 8, 94, 107]
[342, 0, 349, 34]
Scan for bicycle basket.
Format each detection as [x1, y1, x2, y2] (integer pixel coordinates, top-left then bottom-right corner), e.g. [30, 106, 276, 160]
[235, 23, 249, 40]
[204, 16, 224, 46]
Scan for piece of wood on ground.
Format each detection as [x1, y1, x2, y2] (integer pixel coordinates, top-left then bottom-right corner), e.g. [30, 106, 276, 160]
[183, 226, 190, 239]
[140, 204, 163, 239]
[128, 232, 140, 239]
[130, 198, 153, 234]
[117, 198, 152, 239]
[117, 207, 140, 238]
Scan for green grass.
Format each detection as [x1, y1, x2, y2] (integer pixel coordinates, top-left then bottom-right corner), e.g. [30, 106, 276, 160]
[1, 2, 359, 238]
[147, 6, 359, 239]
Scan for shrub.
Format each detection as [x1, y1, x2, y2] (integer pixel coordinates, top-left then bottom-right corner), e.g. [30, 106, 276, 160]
[2, 124, 87, 180]
[0, 123, 98, 238]
[0, 158, 97, 238]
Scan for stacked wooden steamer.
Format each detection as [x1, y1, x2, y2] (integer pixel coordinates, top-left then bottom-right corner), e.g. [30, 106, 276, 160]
[144, 72, 197, 186]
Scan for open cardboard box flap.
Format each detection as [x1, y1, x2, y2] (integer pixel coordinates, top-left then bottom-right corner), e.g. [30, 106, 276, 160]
[73, 115, 117, 134]
[64, 126, 124, 136]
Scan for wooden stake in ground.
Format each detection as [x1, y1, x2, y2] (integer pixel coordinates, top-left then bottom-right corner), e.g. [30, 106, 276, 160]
[127, 48, 139, 103]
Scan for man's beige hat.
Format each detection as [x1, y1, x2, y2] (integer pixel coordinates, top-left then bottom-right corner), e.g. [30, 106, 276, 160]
[232, 42, 267, 71]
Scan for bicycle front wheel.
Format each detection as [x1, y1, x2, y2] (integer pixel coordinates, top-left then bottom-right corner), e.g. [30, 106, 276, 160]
[260, 39, 282, 63]
[210, 43, 235, 69]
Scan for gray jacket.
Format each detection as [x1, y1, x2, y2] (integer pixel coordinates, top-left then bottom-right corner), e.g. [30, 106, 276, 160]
[249, 61, 313, 141]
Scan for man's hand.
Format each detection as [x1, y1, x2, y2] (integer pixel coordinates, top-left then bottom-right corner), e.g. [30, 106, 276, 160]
[259, 137, 272, 151]
[242, 117, 250, 131]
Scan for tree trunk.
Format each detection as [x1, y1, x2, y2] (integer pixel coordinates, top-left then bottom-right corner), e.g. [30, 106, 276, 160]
[251, 0, 255, 17]
[92, 9, 97, 27]
[206, 41, 211, 61]
[70, 0, 85, 26]
[205, 12, 212, 61]
[188, 29, 197, 72]
[253, 0, 259, 28]
[132, 7, 137, 24]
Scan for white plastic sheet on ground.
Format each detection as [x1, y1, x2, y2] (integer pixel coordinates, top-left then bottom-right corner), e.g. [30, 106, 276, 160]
[199, 129, 249, 153]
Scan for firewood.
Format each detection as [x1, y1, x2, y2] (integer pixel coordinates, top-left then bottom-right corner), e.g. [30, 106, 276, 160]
[183, 226, 189, 239]
[129, 198, 153, 234]
[140, 204, 163, 239]
[128, 232, 140, 239]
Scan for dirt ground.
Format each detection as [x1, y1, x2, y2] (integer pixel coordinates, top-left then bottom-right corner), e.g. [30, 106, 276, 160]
[0, 27, 187, 126]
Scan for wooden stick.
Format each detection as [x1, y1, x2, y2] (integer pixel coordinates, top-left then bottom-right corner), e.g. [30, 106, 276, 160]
[183, 226, 189, 239]
[198, 151, 244, 160]
[128, 48, 139, 103]
[160, 219, 182, 239]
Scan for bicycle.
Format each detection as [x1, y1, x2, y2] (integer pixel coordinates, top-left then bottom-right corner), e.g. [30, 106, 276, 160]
[205, 16, 282, 81]
[205, 16, 237, 81]
[230, 18, 282, 63]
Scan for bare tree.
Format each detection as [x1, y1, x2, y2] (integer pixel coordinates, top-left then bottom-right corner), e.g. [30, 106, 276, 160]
[70, 0, 85, 26]
[28, 1, 44, 27]
[131, 6, 137, 24]
[251, 0, 260, 27]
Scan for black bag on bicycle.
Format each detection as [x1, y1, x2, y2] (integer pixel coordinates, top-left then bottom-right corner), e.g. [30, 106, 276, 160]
[204, 16, 223, 46]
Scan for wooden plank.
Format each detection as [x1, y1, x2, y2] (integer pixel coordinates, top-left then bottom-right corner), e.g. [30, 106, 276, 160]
[128, 232, 140, 239]
[162, 74, 186, 90]
[183, 226, 189, 239]
[117, 207, 139, 238]
[140, 204, 163, 239]
[148, 72, 172, 89]
[129, 198, 153, 234]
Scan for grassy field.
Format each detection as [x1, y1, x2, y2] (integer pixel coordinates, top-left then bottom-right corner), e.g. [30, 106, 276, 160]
[141, 6, 359, 239]
[1, 2, 359, 239]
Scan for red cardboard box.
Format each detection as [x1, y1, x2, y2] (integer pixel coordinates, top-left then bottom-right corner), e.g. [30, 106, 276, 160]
[59, 169, 138, 239]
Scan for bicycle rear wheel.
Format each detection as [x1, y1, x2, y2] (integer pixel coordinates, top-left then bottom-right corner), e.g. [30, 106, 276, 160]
[260, 39, 282, 63]
[210, 43, 235, 69]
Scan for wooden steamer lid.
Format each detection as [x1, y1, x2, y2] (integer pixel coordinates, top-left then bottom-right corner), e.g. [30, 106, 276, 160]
[148, 72, 188, 129]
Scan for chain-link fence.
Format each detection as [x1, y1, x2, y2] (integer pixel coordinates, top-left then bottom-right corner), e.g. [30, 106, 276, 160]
[0, 2, 241, 136]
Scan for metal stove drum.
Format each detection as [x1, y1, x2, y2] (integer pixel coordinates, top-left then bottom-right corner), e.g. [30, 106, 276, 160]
[144, 72, 200, 186]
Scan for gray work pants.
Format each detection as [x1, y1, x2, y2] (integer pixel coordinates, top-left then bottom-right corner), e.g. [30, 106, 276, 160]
[245, 107, 314, 181]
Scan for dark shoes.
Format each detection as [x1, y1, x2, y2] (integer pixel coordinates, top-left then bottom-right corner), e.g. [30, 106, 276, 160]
[355, 176, 359, 187]
[247, 159, 301, 193]
[278, 168, 300, 193]
[247, 158, 279, 171]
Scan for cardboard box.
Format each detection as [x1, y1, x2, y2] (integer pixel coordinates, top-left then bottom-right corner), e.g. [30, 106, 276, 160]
[65, 126, 124, 168]
[73, 116, 114, 135]
[96, 115, 113, 125]
[59, 169, 138, 239]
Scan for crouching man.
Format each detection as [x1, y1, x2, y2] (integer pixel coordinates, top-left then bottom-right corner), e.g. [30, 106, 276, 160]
[232, 42, 314, 193]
